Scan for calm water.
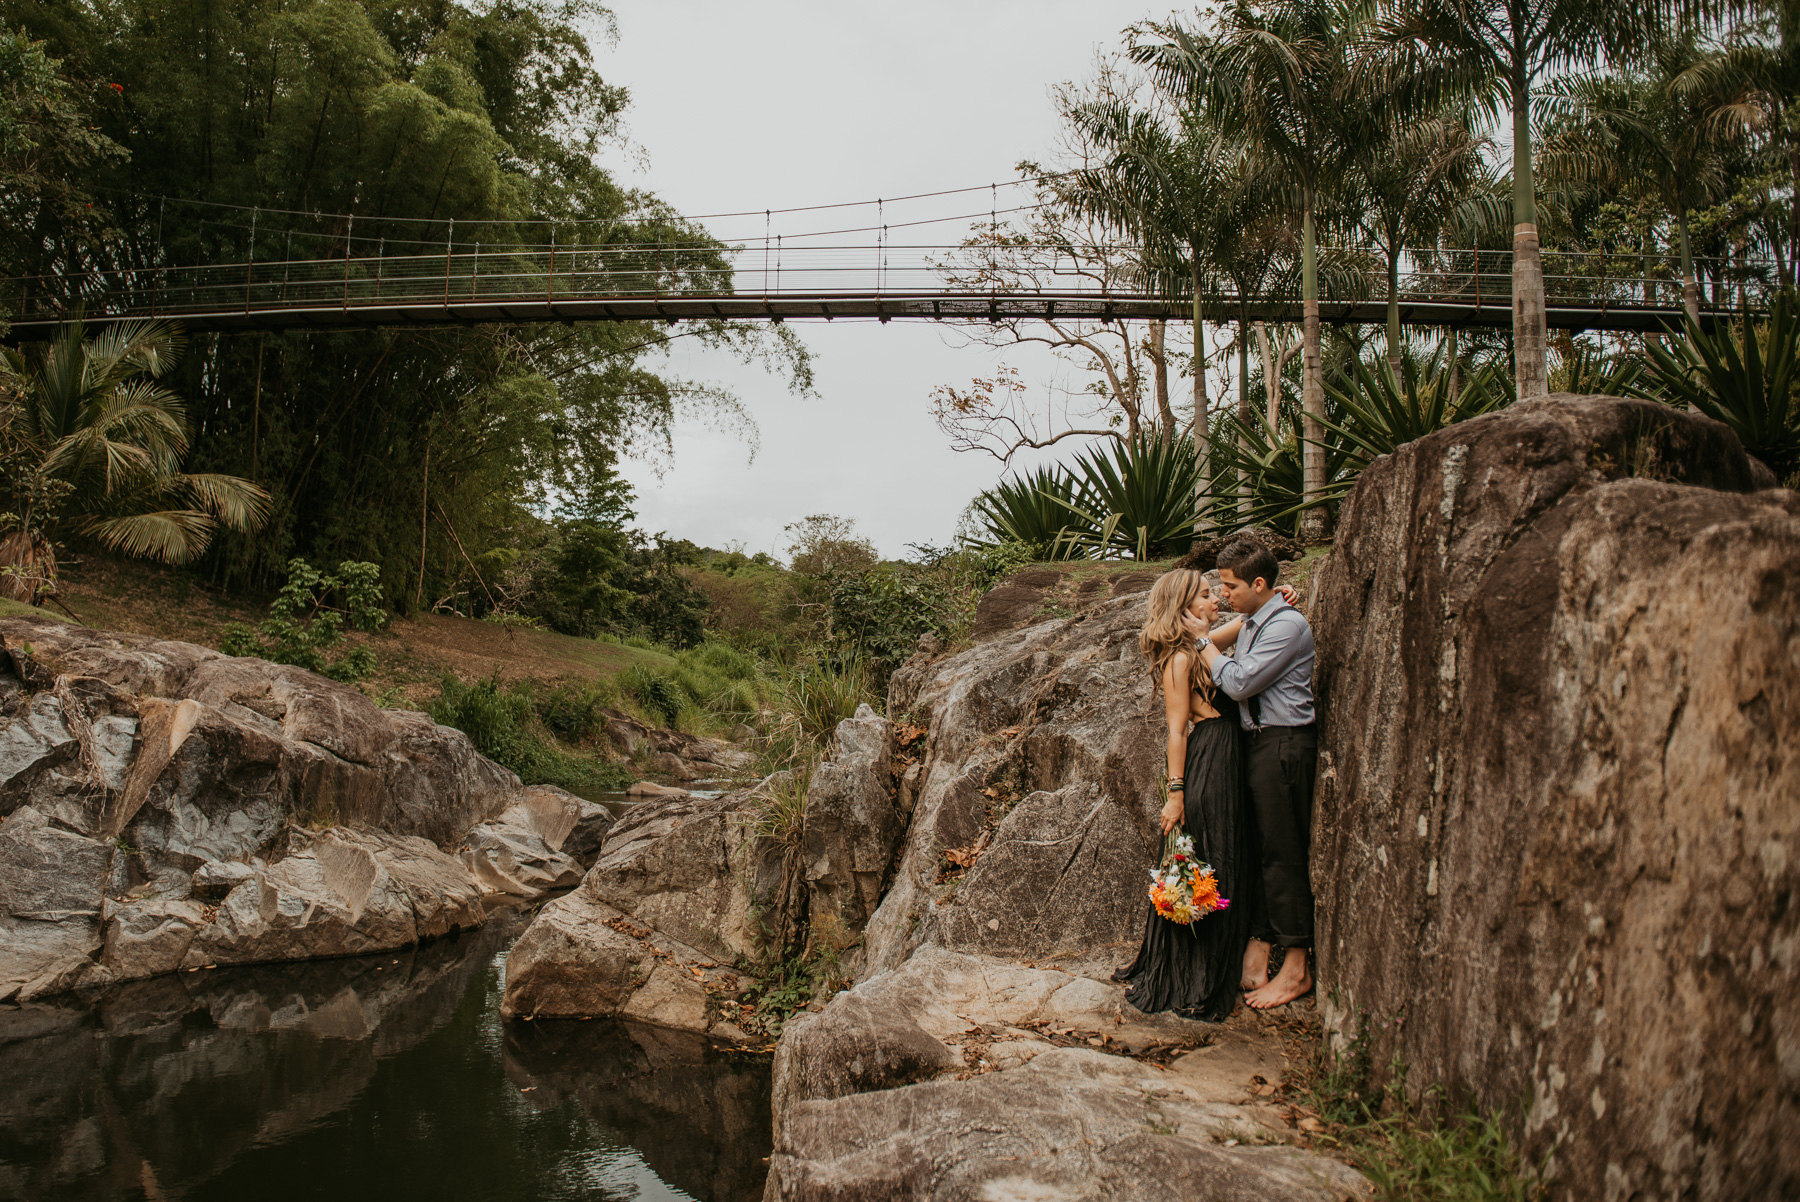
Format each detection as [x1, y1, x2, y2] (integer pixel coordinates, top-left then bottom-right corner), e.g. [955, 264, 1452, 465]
[0, 911, 772, 1202]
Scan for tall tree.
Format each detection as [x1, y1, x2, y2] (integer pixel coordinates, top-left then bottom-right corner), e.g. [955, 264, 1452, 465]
[1348, 107, 1491, 370]
[1066, 98, 1236, 527]
[1134, 0, 1366, 540]
[1381, 0, 1691, 400]
[1539, 31, 1751, 321]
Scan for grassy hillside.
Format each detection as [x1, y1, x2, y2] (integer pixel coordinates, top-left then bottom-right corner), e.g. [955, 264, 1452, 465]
[55, 554, 684, 710]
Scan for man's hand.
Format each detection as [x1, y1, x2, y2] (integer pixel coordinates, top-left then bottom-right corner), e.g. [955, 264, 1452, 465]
[1160, 794, 1184, 834]
[1181, 612, 1210, 644]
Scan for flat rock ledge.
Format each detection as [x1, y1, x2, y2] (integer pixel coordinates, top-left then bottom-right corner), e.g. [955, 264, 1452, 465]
[766, 948, 1368, 1201]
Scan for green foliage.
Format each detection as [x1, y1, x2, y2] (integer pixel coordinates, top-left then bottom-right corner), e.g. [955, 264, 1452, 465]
[1634, 294, 1800, 482]
[969, 433, 1200, 561]
[428, 672, 629, 793]
[0, 30, 121, 320]
[1303, 1012, 1550, 1201]
[621, 664, 685, 728]
[218, 557, 385, 681]
[617, 639, 771, 733]
[782, 659, 873, 744]
[0, 319, 270, 567]
[967, 467, 1082, 559]
[0, 0, 810, 604]
[1318, 343, 1513, 485]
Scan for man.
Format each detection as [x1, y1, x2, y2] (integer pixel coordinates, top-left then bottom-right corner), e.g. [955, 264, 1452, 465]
[1189, 536, 1317, 1009]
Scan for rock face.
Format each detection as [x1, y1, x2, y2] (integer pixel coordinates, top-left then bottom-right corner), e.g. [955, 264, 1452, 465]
[864, 588, 1166, 979]
[1312, 394, 1799, 1199]
[797, 704, 900, 952]
[0, 618, 589, 999]
[768, 952, 1366, 1201]
[498, 887, 752, 1043]
[503, 707, 907, 1033]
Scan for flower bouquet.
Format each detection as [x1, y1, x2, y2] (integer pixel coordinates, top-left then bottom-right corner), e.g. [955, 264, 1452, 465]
[1148, 832, 1229, 925]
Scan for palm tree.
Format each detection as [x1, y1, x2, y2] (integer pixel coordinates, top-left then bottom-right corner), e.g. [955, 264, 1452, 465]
[0, 318, 272, 604]
[1693, 0, 1800, 286]
[1380, 0, 1696, 401]
[1134, 0, 1366, 541]
[1349, 107, 1492, 370]
[1538, 32, 1752, 322]
[1066, 99, 1234, 529]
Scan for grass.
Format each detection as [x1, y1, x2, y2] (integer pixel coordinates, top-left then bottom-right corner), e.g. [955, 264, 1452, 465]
[1278, 1005, 1552, 1201]
[428, 673, 632, 794]
[0, 597, 71, 622]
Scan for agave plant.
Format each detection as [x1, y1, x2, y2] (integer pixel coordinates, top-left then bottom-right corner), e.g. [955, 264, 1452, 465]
[1048, 430, 1204, 560]
[1203, 411, 1315, 538]
[0, 318, 271, 603]
[1631, 295, 1800, 483]
[967, 465, 1089, 559]
[1317, 340, 1513, 484]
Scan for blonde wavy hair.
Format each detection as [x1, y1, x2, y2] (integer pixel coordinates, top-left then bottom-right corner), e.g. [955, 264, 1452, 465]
[1140, 569, 1214, 702]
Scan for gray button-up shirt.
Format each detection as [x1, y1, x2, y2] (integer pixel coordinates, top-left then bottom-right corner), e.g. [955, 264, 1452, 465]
[1210, 595, 1316, 730]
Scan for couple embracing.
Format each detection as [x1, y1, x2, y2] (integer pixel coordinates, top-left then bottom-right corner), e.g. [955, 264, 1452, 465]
[1114, 535, 1317, 1020]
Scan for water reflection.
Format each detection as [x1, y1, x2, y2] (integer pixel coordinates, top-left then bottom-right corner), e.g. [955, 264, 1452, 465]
[0, 913, 771, 1202]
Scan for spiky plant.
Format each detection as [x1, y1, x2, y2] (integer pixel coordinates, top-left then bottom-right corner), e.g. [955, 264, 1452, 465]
[1632, 295, 1800, 482]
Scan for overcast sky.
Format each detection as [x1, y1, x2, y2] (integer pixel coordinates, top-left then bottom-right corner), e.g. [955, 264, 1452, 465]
[597, 2, 1172, 561]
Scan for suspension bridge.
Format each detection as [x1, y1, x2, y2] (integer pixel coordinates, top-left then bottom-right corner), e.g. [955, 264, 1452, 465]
[0, 184, 1772, 339]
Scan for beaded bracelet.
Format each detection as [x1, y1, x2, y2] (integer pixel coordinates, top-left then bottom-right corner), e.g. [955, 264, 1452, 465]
[1168, 777, 1185, 793]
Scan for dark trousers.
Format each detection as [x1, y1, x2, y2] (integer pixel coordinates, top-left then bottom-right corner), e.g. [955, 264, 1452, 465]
[1247, 724, 1317, 949]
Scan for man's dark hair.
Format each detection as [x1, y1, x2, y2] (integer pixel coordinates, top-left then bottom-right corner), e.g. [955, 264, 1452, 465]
[1216, 536, 1280, 591]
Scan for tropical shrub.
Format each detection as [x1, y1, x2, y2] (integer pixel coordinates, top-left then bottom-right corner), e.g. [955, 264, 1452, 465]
[0, 319, 269, 604]
[219, 558, 385, 682]
[429, 673, 630, 793]
[1632, 295, 1800, 484]
[968, 431, 1200, 561]
[967, 466, 1083, 558]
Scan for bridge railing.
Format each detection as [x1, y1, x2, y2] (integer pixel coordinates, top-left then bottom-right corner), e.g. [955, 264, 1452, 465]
[0, 241, 1777, 327]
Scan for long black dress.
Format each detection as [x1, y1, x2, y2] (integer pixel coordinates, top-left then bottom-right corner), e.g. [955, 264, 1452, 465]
[1112, 693, 1256, 1021]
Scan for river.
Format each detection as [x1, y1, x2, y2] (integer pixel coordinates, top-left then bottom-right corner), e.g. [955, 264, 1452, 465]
[0, 908, 772, 1202]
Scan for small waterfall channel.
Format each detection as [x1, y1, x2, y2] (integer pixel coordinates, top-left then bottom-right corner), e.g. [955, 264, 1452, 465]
[0, 905, 773, 1201]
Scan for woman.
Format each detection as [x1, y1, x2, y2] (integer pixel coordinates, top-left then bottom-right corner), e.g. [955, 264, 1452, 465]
[1112, 569, 1268, 1021]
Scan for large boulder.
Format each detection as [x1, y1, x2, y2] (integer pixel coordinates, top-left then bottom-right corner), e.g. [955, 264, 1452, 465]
[581, 786, 775, 963]
[862, 588, 1165, 978]
[797, 704, 903, 953]
[0, 618, 591, 998]
[1312, 394, 1798, 1199]
[772, 946, 1242, 1137]
[0, 618, 519, 853]
[498, 888, 752, 1043]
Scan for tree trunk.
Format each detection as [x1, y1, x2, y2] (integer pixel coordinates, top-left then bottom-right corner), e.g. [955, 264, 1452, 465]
[1448, 326, 1461, 402]
[0, 531, 56, 607]
[1192, 254, 1210, 533]
[1300, 205, 1329, 542]
[1677, 206, 1699, 325]
[1238, 313, 1253, 518]
[1147, 319, 1175, 438]
[1256, 321, 1280, 431]
[1512, 71, 1549, 401]
[1387, 248, 1403, 375]
[1789, 131, 1799, 290]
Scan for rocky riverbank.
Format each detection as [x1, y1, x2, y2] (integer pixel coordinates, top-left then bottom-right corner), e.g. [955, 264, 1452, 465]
[503, 566, 1367, 1196]
[0, 619, 612, 1001]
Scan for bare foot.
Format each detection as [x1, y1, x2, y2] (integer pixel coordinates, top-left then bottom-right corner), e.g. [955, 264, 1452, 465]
[1246, 950, 1312, 1010]
[1241, 938, 1271, 992]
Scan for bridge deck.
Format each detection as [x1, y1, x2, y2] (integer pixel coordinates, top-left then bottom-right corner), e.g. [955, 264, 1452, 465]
[0, 241, 1761, 337]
